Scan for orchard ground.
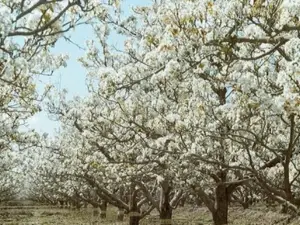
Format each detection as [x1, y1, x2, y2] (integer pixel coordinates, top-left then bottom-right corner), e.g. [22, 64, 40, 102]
[0, 203, 299, 225]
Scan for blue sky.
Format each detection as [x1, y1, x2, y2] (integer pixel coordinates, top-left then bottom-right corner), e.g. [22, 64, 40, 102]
[27, 0, 151, 135]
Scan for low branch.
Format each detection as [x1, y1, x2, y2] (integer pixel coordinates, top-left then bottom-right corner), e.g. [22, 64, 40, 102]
[135, 181, 159, 211]
[170, 190, 183, 209]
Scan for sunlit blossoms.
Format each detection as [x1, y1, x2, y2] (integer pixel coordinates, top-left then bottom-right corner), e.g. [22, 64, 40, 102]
[0, 0, 114, 203]
[5, 1, 300, 225]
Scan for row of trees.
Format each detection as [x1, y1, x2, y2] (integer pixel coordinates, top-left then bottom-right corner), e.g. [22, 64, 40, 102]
[22, 1, 300, 225]
[1, 1, 300, 225]
[0, 0, 117, 205]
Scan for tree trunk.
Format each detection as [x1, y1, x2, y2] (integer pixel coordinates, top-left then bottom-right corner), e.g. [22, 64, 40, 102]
[59, 200, 64, 208]
[160, 209, 172, 225]
[282, 114, 294, 213]
[241, 201, 249, 210]
[73, 201, 81, 210]
[195, 198, 202, 207]
[92, 205, 99, 217]
[99, 200, 107, 219]
[159, 180, 173, 225]
[129, 183, 140, 225]
[129, 212, 140, 225]
[212, 184, 228, 225]
[213, 211, 228, 225]
[178, 196, 186, 207]
[115, 185, 125, 221]
[117, 207, 124, 221]
[241, 191, 251, 209]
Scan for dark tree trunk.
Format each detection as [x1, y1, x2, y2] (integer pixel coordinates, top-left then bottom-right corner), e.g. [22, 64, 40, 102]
[71, 202, 76, 210]
[82, 202, 88, 208]
[195, 198, 202, 207]
[241, 191, 251, 209]
[99, 200, 107, 219]
[232, 193, 250, 209]
[160, 209, 172, 225]
[178, 196, 186, 207]
[159, 180, 173, 225]
[281, 114, 294, 213]
[212, 184, 229, 225]
[76, 202, 81, 210]
[213, 211, 228, 225]
[92, 205, 99, 217]
[241, 201, 250, 209]
[129, 213, 140, 225]
[59, 200, 64, 208]
[67, 202, 71, 208]
[129, 184, 140, 225]
[281, 204, 288, 213]
[117, 185, 125, 221]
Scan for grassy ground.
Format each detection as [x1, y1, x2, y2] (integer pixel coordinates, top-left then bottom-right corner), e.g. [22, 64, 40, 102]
[0, 204, 299, 225]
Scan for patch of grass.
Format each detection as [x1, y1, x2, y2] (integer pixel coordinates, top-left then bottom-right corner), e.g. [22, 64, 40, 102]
[0, 205, 299, 225]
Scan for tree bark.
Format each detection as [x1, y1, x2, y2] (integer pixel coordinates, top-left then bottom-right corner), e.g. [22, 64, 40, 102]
[129, 183, 140, 225]
[117, 207, 124, 221]
[117, 185, 125, 221]
[212, 184, 229, 225]
[159, 180, 173, 225]
[178, 196, 186, 207]
[99, 200, 107, 219]
[92, 205, 99, 217]
[195, 198, 202, 207]
[129, 212, 140, 225]
[282, 114, 295, 213]
[66, 202, 71, 208]
[59, 200, 64, 208]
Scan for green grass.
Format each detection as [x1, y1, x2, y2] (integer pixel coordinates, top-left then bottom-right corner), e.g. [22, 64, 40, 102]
[0, 205, 299, 225]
